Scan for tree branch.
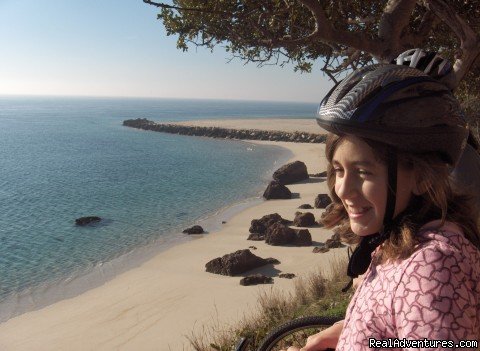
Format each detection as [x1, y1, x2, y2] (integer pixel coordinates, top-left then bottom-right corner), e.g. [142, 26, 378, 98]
[403, 9, 439, 49]
[143, 0, 227, 15]
[273, 0, 386, 59]
[423, 0, 480, 89]
[378, 0, 418, 59]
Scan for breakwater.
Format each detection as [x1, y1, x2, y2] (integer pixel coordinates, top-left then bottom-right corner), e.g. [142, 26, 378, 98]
[123, 118, 326, 143]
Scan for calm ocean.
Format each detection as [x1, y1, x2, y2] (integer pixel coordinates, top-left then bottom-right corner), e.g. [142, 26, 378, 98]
[0, 96, 317, 321]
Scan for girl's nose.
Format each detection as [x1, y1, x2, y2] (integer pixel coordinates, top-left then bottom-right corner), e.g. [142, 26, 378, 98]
[335, 172, 359, 200]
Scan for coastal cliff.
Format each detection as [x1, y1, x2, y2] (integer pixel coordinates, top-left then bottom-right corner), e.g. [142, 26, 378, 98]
[123, 118, 326, 143]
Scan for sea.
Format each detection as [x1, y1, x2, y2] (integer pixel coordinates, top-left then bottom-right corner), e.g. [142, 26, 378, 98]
[0, 96, 317, 321]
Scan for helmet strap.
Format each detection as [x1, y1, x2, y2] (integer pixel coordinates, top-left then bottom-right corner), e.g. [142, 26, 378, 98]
[384, 148, 398, 226]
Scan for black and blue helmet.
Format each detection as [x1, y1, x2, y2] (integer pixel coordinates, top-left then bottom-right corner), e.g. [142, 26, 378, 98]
[316, 64, 468, 166]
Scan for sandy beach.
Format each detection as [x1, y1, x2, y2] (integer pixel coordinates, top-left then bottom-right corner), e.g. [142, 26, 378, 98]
[0, 120, 346, 351]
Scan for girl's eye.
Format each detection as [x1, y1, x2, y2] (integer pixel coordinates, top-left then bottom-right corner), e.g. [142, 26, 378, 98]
[333, 168, 344, 174]
[358, 169, 371, 176]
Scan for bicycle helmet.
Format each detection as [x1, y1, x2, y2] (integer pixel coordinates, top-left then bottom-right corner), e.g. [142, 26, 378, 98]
[393, 48, 452, 79]
[316, 63, 467, 166]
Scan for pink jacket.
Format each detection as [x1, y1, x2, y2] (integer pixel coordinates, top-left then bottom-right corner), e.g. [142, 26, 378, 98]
[337, 221, 480, 350]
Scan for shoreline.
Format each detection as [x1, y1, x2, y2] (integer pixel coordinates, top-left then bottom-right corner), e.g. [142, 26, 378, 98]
[0, 140, 293, 324]
[0, 124, 345, 351]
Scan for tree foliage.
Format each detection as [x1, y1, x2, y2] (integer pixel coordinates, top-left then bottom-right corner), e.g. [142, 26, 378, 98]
[144, 0, 480, 93]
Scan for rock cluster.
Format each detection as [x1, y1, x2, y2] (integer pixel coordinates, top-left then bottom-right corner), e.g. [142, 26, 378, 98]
[265, 223, 312, 246]
[249, 213, 292, 237]
[123, 118, 326, 143]
[313, 232, 345, 253]
[248, 212, 312, 246]
[293, 212, 316, 227]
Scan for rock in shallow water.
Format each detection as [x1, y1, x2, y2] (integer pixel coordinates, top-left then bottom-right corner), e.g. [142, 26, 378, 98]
[75, 216, 102, 226]
[182, 225, 204, 234]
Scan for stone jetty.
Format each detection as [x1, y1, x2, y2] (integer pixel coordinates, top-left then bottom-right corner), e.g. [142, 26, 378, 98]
[123, 118, 326, 143]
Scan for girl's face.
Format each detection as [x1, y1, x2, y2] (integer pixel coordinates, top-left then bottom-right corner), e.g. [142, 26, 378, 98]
[332, 135, 417, 236]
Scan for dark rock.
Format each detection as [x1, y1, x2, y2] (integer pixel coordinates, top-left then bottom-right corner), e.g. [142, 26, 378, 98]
[272, 161, 309, 185]
[265, 223, 296, 246]
[279, 273, 296, 279]
[294, 229, 313, 246]
[313, 246, 330, 253]
[298, 204, 313, 209]
[265, 257, 280, 264]
[315, 194, 332, 209]
[264, 223, 312, 247]
[323, 203, 335, 215]
[325, 232, 345, 249]
[240, 274, 273, 286]
[182, 225, 204, 234]
[263, 181, 292, 200]
[249, 246, 257, 250]
[247, 233, 265, 241]
[75, 216, 101, 226]
[222, 221, 227, 224]
[205, 249, 270, 276]
[293, 212, 316, 227]
[310, 171, 328, 177]
[249, 213, 291, 235]
[318, 203, 335, 226]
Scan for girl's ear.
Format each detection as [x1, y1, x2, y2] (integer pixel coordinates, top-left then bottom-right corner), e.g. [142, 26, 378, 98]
[412, 172, 427, 196]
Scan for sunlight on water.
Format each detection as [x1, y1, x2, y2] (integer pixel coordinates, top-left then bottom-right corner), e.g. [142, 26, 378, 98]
[0, 96, 315, 319]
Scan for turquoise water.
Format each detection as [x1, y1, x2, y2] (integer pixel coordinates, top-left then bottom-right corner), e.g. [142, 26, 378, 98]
[0, 96, 317, 320]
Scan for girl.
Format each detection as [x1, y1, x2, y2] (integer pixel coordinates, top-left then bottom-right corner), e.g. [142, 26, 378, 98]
[285, 64, 480, 350]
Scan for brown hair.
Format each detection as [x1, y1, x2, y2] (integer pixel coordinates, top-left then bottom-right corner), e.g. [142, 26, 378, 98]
[321, 133, 480, 263]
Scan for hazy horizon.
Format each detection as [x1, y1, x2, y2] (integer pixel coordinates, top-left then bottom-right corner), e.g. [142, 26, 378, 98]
[0, 93, 320, 104]
[0, 0, 333, 103]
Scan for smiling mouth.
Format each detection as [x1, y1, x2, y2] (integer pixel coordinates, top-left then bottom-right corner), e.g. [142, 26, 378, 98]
[347, 207, 371, 218]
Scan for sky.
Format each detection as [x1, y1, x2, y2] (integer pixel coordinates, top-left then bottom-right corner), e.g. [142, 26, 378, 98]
[0, 0, 333, 102]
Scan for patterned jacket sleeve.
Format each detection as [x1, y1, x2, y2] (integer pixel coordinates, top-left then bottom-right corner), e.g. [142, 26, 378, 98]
[393, 239, 478, 349]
